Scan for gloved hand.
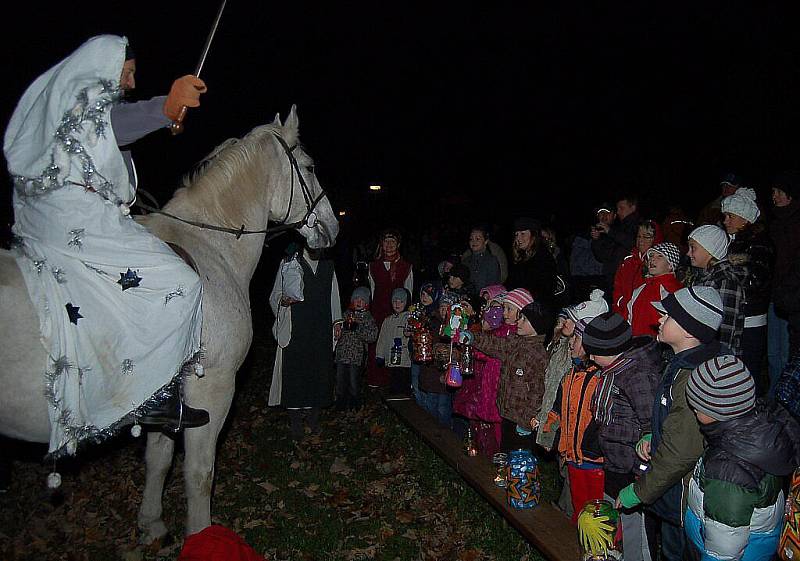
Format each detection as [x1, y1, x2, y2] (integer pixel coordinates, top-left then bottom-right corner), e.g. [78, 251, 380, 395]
[617, 483, 642, 509]
[376, 357, 385, 367]
[163, 75, 208, 120]
[515, 424, 532, 436]
[636, 433, 652, 461]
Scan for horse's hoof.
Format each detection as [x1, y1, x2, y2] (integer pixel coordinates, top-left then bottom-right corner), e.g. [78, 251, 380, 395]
[138, 521, 169, 546]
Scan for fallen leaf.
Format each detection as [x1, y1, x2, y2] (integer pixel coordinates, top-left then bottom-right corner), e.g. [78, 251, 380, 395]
[396, 510, 415, 524]
[288, 480, 300, 488]
[258, 480, 278, 494]
[458, 549, 482, 561]
[369, 423, 385, 437]
[330, 456, 354, 476]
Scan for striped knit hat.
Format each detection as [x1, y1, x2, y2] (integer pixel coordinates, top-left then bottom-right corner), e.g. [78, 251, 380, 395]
[652, 286, 722, 343]
[686, 355, 756, 421]
[646, 242, 681, 272]
[582, 312, 633, 356]
[504, 288, 534, 311]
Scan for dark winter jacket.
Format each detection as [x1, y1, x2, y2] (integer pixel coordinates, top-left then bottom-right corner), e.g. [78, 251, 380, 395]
[770, 198, 800, 292]
[334, 309, 379, 366]
[462, 248, 501, 293]
[594, 337, 661, 474]
[686, 402, 800, 561]
[635, 340, 726, 525]
[727, 224, 773, 319]
[591, 211, 641, 286]
[692, 260, 747, 357]
[507, 248, 557, 303]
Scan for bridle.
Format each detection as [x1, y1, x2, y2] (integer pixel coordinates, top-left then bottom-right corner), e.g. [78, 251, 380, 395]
[135, 132, 329, 243]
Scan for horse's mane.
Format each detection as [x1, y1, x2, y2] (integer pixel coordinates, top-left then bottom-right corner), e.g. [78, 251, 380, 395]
[180, 123, 285, 191]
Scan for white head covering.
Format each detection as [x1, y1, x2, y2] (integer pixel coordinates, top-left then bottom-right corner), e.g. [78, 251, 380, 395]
[721, 187, 760, 223]
[4, 35, 132, 204]
[689, 225, 730, 260]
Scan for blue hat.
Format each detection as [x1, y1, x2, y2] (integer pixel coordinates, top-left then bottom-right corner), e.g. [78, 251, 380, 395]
[351, 286, 371, 303]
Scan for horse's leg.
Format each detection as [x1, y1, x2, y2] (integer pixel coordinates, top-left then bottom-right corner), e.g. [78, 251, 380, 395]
[138, 431, 175, 544]
[183, 370, 235, 536]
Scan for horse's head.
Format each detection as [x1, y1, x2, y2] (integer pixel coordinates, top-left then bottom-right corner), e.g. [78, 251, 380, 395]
[267, 106, 339, 249]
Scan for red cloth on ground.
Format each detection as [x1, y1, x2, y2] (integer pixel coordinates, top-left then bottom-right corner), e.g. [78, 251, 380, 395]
[567, 464, 605, 526]
[178, 525, 267, 561]
[623, 273, 684, 337]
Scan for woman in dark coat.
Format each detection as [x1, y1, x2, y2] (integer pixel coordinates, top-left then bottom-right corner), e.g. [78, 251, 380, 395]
[506, 217, 557, 304]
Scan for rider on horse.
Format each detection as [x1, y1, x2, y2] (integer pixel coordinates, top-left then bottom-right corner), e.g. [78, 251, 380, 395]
[4, 35, 210, 457]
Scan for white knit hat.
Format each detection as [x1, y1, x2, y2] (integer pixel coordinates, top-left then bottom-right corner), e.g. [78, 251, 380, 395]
[566, 289, 609, 327]
[721, 187, 760, 223]
[688, 225, 730, 260]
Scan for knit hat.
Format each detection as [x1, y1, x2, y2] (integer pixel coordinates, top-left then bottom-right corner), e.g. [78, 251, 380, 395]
[480, 284, 507, 303]
[721, 187, 760, 223]
[448, 263, 471, 283]
[686, 355, 756, 421]
[504, 288, 534, 311]
[646, 242, 681, 272]
[688, 225, 730, 260]
[513, 217, 541, 233]
[420, 282, 441, 305]
[773, 170, 800, 198]
[566, 289, 609, 325]
[391, 288, 409, 306]
[520, 301, 555, 336]
[651, 285, 723, 343]
[582, 312, 633, 356]
[380, 228, 401, 244]
[594, 203, 614, 216]
[351, 286, 371, 304]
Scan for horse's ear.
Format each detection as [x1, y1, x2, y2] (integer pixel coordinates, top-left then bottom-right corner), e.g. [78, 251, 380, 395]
[283, 105, 299, 144]
[272, 113, 282, 126]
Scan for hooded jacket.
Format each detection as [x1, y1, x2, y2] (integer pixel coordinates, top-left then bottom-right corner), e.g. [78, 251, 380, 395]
[623, 273, 684, 338]
[685, 402, 800, 561]
[727, 224, 774, 319]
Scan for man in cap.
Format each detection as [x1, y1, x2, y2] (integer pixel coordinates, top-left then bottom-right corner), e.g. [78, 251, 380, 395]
[591, 195, 641, 297]
[616, 286, 726, 561]
[4, 35, 210, 457]
[582, 310, 660, 561]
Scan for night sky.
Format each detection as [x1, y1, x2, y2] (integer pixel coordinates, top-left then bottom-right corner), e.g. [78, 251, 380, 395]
[2, 3, 800, 243]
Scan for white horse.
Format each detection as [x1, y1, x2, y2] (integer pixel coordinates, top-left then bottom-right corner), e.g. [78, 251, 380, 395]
[0, 106, 338, 543]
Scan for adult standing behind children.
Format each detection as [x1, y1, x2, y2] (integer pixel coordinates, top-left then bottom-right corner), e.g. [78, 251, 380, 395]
[591, 195, 641, 295]
[269, 247, 342, 440]
[616, 286, 725, 561]
[506, 217, 557, 304]
[367, 230, 413, 389]
[461, 226, 502, 292]
[582, 311, 661, 561]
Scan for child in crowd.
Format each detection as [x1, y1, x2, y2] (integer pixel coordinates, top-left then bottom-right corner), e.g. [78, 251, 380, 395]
[684, 355, 800, 561]
[445, 263, 474, 299]
[453, 288, 509, 457]
[613, 219, 663, 315]
[621, 242, 684, 338]
[582, 311, 661, 561]
[417, 294, 454, 427]
[376, 288, 412, 400]
[409, 283, 441, 403]
[334, 287, 379, 411]
[687, 225, 747, 357]
[544, 315, 605, 524]
[617, 286, 726, 561]
[461, 288, 553, 452]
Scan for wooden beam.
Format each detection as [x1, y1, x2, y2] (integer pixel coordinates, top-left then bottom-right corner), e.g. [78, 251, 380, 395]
[387, 399, 580, 561]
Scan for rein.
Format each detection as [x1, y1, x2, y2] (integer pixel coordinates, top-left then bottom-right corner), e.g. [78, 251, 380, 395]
[134, 132, 327, 242]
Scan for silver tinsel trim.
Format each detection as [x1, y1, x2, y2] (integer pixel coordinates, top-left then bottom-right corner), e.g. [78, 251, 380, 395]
[52, 267, 67, 283]
[121, 359, 134, 376]
[43, 355, 72, 408]
[14, 81, 120, 200]
[83, 262, 110, 277]
[67, 228, 85, 250]
[164, 285, 185, 305]
[33, 258, 47, 275]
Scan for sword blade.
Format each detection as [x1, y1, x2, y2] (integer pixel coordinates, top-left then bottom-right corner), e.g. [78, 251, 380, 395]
[194, 0, 227, 78]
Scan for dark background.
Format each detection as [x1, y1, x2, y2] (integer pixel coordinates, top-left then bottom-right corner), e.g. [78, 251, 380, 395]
[2, 3, 800, 248]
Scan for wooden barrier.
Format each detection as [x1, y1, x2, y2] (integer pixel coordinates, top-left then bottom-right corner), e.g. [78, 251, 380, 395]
[387, 399, 580, 561]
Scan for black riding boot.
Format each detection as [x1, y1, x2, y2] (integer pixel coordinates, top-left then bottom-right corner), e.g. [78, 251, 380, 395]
[138, 378, 209, 432]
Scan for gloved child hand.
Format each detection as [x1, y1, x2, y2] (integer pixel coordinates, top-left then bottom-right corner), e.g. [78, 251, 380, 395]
[163, 75, 207, 120]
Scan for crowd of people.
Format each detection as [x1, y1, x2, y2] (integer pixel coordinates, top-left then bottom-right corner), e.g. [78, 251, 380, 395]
[270, 173, 800, 561]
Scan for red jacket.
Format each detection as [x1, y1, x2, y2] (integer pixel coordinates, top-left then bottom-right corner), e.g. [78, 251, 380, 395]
[623, 273, 684, 337]
[613, 251, 646, 315]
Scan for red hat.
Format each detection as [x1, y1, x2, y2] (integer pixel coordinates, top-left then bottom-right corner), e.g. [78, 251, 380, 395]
[504, 288, 534, 311]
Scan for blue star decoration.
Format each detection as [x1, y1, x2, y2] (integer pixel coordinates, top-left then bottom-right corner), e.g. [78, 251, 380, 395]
[66, 303, 83, 325]
[117, 269, 142, 291]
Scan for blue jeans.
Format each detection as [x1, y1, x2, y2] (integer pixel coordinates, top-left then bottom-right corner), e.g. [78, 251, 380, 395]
[418, 390, 452, 428]
[768, 303, 790, 398]
[410, 363, 422, 403]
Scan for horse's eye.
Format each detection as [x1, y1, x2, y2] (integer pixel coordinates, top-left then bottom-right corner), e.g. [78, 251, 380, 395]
[307, 165, 315, 174]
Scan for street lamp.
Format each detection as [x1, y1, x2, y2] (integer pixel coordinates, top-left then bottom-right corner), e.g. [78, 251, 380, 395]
[369, 184, 382, 192]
